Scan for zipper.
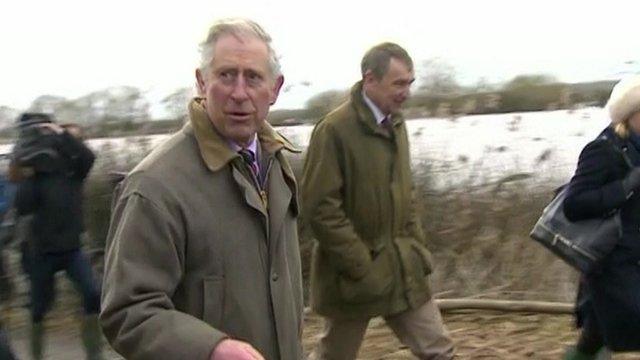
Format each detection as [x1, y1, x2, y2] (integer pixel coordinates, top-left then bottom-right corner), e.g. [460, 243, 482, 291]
[260, 190, 268, 208]
[256, 157, 274, 209]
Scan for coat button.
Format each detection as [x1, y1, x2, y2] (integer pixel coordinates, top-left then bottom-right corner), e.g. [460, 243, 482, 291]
[272, 273, 279, 282]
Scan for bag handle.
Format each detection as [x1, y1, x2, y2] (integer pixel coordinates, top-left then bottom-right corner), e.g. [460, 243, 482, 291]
[599, 134, 633, 169]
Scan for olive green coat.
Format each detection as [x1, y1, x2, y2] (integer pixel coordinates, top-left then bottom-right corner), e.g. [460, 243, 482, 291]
[302, 82, 434, 319]
[100, 98, 304, 360]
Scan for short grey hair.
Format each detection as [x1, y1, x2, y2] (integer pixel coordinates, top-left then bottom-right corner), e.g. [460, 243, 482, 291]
[361, 42, 413, 80]
[199, 18, 281, 78]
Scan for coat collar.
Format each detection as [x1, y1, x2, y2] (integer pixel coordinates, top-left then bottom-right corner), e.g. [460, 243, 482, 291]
[350, 81, 403, 136]
[185, 97, 300, 173]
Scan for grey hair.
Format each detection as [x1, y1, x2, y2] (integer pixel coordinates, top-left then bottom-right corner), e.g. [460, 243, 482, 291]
[361, 42, 413, 80]
[199, 18, 281, 78]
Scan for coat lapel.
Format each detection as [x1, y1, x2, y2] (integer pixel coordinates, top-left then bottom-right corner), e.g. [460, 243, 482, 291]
[350, 81, 402, 139]
[186, 97, 300, 245]
[231, 164, 268, 219]
[267, 156, 295, 255]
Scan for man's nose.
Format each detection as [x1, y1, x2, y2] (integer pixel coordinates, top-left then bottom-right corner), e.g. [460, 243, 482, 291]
[230, 76, 250, 102]
[402, 85, 411, 98]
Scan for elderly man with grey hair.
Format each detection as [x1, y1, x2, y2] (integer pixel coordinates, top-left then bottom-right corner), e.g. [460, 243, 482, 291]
[100, 18, 303, 360]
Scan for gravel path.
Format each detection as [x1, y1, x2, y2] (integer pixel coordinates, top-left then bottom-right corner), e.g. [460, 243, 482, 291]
[6, 306, 640, 359]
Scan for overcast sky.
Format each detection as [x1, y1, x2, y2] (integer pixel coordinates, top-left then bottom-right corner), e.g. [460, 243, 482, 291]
[1, 0, 638, 113]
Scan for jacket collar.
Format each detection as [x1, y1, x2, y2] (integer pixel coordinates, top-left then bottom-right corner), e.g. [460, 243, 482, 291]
[601, 126, 638, 167]
[184, 97, 300, 172]
[350, 81, 403, 135]
[362, 91, 386, 125]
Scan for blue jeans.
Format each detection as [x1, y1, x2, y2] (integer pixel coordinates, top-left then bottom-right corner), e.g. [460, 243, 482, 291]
[30, 249, 100, 323]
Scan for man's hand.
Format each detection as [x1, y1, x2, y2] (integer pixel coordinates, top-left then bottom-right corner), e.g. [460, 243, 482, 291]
[210, 339, 265, 360]
[37, 122, 65, 135]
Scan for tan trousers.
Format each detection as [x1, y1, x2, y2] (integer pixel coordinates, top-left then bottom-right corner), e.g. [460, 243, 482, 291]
[310, 299, 454, 360]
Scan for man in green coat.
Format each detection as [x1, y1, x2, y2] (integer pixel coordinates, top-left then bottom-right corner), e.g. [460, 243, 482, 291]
[100, 18, 303, 360]
[302, 43, 454, 359]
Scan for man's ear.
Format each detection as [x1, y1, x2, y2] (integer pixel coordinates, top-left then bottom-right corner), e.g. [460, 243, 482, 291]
[363, 69, 376, 86]
[195, 69, 206, 96]
[270, 75, 285, 105]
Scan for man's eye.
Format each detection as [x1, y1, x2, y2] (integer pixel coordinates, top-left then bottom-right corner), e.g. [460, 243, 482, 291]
[219, 71, 234, 82]
[247, 73, 263, 84]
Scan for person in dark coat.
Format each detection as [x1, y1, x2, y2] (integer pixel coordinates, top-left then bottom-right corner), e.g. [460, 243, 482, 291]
[0, 239, 16, 360]
[563, 75, 640, 359]
[0, 164, 17, 360]
[13, 118, 103, 360]
[0, 265, 16, 360]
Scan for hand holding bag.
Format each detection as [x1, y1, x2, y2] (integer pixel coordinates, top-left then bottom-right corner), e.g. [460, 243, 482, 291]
[529, 136, 632, 274]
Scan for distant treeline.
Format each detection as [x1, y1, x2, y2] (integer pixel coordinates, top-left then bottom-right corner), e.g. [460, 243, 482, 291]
[404, 79, 616, 118]
[271, 77, 618, 125]
[0, 76, 619, 140]
[0, 117, 186, 141]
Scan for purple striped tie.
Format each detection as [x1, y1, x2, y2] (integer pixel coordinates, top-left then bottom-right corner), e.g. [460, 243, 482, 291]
[381, 116, 393, 134]
[238, 149, 260, 181]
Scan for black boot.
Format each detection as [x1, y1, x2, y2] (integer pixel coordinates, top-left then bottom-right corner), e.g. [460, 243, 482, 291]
[563, 346, 611, 360]
[81, 315, 104, 360]
[30, 322, 44, 360]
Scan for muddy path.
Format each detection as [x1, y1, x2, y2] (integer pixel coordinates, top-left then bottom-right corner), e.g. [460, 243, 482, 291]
[6, 306, 640, 359]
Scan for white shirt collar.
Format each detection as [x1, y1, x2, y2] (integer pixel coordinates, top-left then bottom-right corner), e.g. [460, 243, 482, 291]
[362, 90, 388, 125]
[227, 134, 259, 156]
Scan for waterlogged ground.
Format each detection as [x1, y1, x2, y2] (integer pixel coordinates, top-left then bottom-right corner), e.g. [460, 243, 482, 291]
[0, 107, 611, 189]
[6, 304, 640, 359]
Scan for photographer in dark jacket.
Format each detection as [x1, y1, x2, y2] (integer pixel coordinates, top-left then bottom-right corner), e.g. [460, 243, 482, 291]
[13, 114, 103, 360]
[0, 155, 15, 360]
[0, 168, 16, 360]
[0, 244, 16, 359]
[563, 76, 640, 359]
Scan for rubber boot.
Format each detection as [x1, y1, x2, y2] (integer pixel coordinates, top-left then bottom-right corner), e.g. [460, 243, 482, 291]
[564, 346, 611, 360]
[594, 347, 611, 360]
[30, 322, 44, 360]
[81, 314, 104, 360]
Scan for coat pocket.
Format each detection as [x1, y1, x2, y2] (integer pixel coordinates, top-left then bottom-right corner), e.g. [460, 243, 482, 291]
[410, 240, 434, 276]
[397, 237, 433, 278]
[338, 248, 393, 303]
[203, 276, 225, 327]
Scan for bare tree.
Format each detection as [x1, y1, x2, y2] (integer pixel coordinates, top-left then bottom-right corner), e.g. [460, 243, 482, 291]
[29, 95, 67, 114]
[503, 74, 557, 91]
[161, 87, 193, 121]
[473, 77, 496, 92]
[78, 86, 150, 124]
[418, 57, 460, 95]
[103, 86, 150, 123]
[0, 106, 19, 130]
[28, 95, 91, 125]
[305, 89, 348, 117]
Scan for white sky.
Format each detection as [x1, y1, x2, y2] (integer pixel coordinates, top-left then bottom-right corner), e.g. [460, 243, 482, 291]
[1, 0, 638, 113]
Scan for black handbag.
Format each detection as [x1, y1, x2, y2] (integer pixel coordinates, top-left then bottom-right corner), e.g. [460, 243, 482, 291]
[529, 136, 632, 274]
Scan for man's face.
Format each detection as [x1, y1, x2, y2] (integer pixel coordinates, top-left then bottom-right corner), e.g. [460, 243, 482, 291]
[196, 34, 283, 147]
[363, 57, 414, 114]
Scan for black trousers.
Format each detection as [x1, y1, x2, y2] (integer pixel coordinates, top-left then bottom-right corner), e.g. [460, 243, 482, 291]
[0, 324, 16, 360]
[30, 249, 100, 323]
[577, 313, 604, 354]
